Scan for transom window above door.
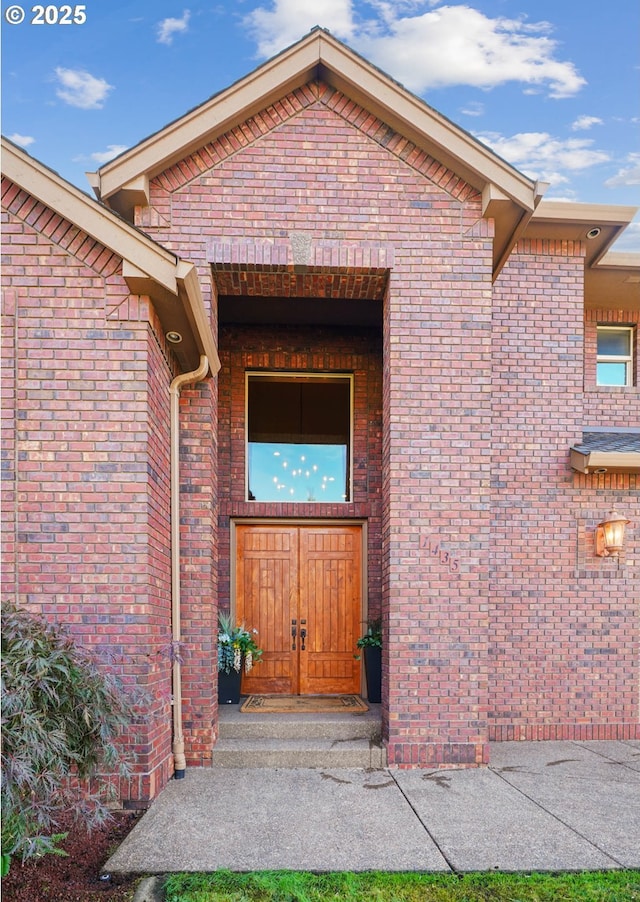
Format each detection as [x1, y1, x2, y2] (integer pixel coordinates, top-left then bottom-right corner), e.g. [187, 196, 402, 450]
[246, 373, 352, 503]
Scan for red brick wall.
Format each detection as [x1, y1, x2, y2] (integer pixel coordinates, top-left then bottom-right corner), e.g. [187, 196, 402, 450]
[138, 80, 493, 765]
[177, 377, 218, 766]
[1, 180, 177, 802]
[490, 242, 639, 741]
[143, 78, 639, 755]
[381, 219, 493, 768]
[6, 66, 636, 804]
[2, 281, 17, 601]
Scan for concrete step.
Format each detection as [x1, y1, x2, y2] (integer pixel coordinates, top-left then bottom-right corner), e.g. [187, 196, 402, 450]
[218, 706, 382, 742]
[212, 704, 386, 768]
[210, 737, 386, 769]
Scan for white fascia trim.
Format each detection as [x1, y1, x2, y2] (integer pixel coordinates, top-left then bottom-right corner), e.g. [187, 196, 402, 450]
[532, 200, 639, 228]
[596, 251, 640, 271]
[177, 262, 221, 375]
[570, 449, 640, 474]
[92, 35, 322, 202]
[92, 29, 539, 213]
[2, 137, 178, 295]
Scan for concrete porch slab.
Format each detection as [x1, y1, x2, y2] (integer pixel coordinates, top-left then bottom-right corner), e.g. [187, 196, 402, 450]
[105, 741, 639, 876]
[393, 767, 616, 872]
[487, 740, 640, 868]
[106, 767, 448, 874]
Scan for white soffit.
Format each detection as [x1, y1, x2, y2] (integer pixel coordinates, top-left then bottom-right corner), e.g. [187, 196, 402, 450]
[527, 201, 639, 268]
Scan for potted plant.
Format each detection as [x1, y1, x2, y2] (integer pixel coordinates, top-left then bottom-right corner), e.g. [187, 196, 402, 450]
[356, 618, 382, 703]
[217, 612, 262, 704]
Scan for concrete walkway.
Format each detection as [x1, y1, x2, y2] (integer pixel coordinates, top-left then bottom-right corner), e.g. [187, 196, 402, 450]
[106, 740, 640, 877]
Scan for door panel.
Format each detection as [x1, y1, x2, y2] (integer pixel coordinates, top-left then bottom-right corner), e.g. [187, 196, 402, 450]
[237, 525, 298, 695]
[235, 524, 361, 696]
[299, 528, 361, 695]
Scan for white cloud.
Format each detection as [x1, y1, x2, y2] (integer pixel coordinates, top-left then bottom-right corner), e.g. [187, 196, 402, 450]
[245, 0, 355, 56]
[475, 130, 610, 186]
[89, 145, 129, 164]
[604, 153, 640, 189]
[571, 115, 603, 131]
[54, 68, 113, 109]
[157, 10, 191, 45]
[8, 133, 35, 147]
[460, 101, 485, 118]
[245, 1, 585, 98]
[359, 6, 585, 97]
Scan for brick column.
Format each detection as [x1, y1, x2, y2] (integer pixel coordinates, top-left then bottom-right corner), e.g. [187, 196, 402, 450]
[382, 220, 493, 767]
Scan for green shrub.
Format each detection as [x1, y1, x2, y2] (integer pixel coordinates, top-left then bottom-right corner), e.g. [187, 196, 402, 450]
[1, 603, 135, 871]
[217, 612, 263, 674]
[356, 618, 382, 649]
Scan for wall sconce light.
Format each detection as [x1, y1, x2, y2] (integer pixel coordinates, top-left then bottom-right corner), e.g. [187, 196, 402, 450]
[595, 510, 630, 557]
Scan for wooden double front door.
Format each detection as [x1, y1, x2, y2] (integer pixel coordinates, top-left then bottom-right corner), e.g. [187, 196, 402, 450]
[236, 524, 362, 696]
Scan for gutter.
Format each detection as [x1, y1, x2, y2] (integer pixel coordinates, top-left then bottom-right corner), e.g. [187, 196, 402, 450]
[169, 355, 210, 778]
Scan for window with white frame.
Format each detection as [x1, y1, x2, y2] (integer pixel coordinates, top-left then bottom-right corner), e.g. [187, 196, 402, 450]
[596, 326, 634, 386]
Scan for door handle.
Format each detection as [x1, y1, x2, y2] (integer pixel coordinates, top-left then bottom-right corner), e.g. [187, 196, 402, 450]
[291, 621, 297, 651]
[300, 628, 307, 651]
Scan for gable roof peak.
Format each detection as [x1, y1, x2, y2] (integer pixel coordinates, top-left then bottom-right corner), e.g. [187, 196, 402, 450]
[90, 31, 534, 199]
[88, 27, 546, 277]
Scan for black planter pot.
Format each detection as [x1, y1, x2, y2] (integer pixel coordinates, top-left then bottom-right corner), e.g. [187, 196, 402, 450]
[218, 668, 242, 705]
[363, 646, 382, 703]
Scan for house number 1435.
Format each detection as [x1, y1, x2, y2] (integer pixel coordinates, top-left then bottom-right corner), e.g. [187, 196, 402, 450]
[419, 534, 460, 573]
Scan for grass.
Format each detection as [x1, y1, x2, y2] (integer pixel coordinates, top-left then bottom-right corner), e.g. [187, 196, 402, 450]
[163, 869, 640, 902]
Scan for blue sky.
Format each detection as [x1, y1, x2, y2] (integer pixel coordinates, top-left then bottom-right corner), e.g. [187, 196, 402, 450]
[3, 1, 639, 250]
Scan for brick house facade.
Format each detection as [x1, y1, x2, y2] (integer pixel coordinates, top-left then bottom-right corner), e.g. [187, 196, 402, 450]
[3, 30, 639, 803]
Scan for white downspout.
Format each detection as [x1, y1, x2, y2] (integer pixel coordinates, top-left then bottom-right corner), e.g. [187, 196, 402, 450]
[170, 355, 209, 779]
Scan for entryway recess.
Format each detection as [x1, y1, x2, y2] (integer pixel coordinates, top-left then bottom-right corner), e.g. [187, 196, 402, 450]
[235, 523, 363, 696]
